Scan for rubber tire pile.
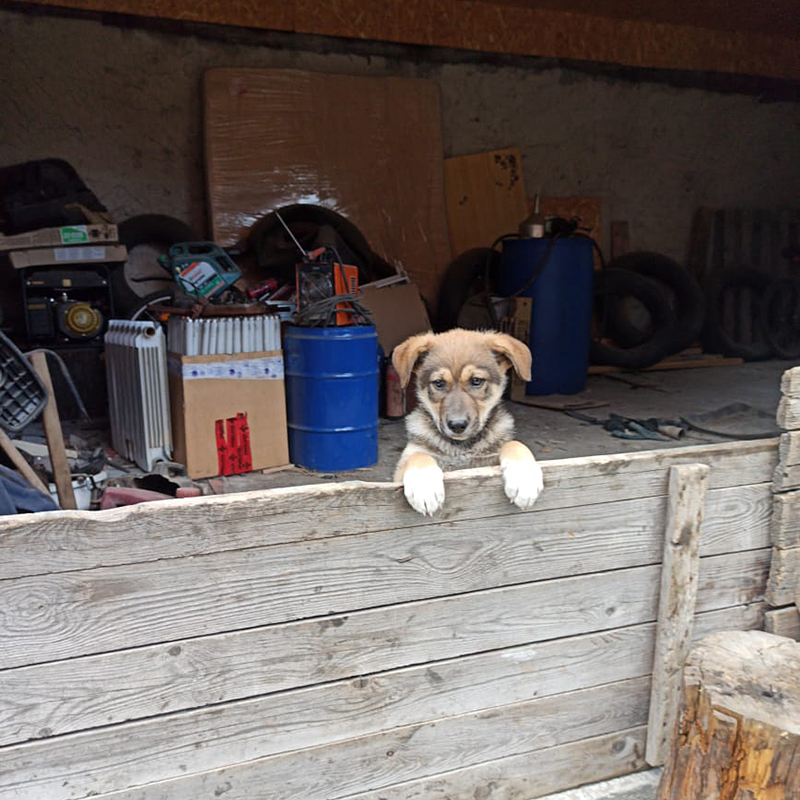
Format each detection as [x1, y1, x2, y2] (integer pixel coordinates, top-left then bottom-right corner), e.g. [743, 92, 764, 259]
[592, 252, 800, 367]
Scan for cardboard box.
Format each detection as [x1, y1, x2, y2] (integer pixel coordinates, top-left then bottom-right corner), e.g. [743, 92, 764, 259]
[9, 244, 127, 269]
[167, 350, 289, 479]
[359, 282, 431, 355]
[0, 223, 118, 252]
[501, 297, 532, 402]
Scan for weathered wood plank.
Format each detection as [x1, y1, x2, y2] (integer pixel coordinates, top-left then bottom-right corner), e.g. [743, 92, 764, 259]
[773, 462, 800, 492]
[766, 546, 799, 607]
[764, 605, 800, 640]
[646, 464, 708, 766]
[779, 431, 800, 466]
[0, 439, 777, 580]
[0, 603, 763, 800]
[85, 679, 652, 800]
[781, 366, 800, 397]
[0, 488, 771, 670]
[0, 551, 763, 746]
[777, 396, 800, 430]
[771, 491, 800, 548]
[327, 727, 649, 800]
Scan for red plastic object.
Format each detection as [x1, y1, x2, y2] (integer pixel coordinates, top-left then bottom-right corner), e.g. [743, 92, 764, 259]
[100, 486, 173, 510]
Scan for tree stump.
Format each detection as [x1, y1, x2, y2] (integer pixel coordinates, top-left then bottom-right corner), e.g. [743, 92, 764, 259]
[657, 630, 799, 800]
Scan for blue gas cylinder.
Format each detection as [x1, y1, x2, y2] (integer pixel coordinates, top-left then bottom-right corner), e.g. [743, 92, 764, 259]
[497, 237, 594, 395]
[284, 325, 379, 471]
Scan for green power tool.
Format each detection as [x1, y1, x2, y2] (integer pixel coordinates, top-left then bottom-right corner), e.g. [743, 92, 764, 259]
[157, 242, 242, 301]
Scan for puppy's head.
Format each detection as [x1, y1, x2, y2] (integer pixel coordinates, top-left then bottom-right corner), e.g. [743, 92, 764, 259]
[392, 329, 531, 441]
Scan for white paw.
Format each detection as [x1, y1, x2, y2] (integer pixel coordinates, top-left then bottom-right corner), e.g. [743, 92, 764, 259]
[501, 457, 543, 511]
[403, 463, 445, 516]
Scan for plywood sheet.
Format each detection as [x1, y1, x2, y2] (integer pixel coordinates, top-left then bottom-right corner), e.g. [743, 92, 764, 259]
[204, 68, 451, 305]
[444, 148, 529, 256]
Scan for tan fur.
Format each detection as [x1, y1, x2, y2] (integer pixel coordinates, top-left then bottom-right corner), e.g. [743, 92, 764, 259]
[393, 329, 543, 515]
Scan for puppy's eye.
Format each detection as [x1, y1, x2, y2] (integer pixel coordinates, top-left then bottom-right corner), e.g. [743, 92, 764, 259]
[431, 378, 447, 390]
[469, 376, 486, 387]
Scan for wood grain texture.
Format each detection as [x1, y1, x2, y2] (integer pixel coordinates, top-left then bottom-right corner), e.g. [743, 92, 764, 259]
[0, 554, 763, 746]
[764, 606, 800, 640]
[0, 606, 758, 800]
[779, 431, 800, 466]
[18, 1, 799, 80]
[646, 464, 708, 766]
[766, 546, 799, 607]
[781, 367, 800, 396]
[777, 396, 800, 430]
[204, 68, 451, 305]
[0, 439, 778, 581]
[444, 148, 528, 256]
[79, 679, 652, 800]
[771, 491, 800, 549]
[657, 631, 799, 800]
[773, 462, 800, 492]
[28, 351, 76, 509]
[330, 727, 649, 800]
[0, 486, 771, 670]
[0, 428, 49, 494]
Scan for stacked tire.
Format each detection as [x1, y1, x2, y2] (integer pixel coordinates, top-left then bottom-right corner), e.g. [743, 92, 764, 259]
[591, 252, 705, 369]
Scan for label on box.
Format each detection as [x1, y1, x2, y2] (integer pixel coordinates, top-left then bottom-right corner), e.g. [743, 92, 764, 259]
[59, 226, 89, 244]
[169, 355, 284, 381]
[54, 246, 106, 262]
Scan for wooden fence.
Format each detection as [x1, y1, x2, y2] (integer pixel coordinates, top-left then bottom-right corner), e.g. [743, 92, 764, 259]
[0, 435, 782, 799]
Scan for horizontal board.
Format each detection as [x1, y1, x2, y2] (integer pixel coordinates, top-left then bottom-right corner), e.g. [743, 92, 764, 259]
[779, 431, 800, 466]
[86, 678, 652, 800]
[777, 396, 800, 430]
[764, 606, 800, 640]
[766, 546, 799, 606]
[333, 727, 649, 800]
[772, 491, 800, 548]
[774, 462, 800, 492]
[0, 603, 763, 800]
[0, 439, 777, 580]
[0, 544, 768, 745]
[0, 487, 771, 670]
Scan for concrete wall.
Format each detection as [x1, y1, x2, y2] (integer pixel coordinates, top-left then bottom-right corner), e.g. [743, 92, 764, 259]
[1, 7, 797, 264]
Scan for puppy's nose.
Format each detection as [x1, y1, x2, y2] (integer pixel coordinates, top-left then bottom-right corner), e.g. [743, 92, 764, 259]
[447, 418, 468, 434]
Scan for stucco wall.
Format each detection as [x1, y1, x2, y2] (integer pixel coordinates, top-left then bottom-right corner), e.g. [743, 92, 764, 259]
[1, 7, 797, 264]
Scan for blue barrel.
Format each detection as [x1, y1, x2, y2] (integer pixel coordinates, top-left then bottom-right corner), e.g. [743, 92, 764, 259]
[284, 325, 379, 471]
[497, 237, 594, 395]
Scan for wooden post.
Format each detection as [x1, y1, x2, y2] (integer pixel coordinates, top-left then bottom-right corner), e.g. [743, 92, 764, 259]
[646, 463, 709, 766]
[28, 351, 76, 510]
[657, 631, 799, 800]
[0, 428, 50, 495]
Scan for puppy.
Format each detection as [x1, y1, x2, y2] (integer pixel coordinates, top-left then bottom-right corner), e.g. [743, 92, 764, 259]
[392, 328, 544, 516]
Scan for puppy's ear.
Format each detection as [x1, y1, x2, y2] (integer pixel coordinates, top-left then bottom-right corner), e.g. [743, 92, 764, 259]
[392, 332, 436, 388]
[486, 332, 532, 381]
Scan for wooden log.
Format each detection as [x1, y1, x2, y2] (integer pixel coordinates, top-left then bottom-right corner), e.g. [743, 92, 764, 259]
[27, 352, 76, 509]
[766, 546, 799, 607]
[779, 431, 800, 467]
[646, 464, 709, 766]
[764, 606, 800, 641]
[771, 492, 800, 549]
[781, 367, 800, 397]
[777, 396, 800, 431]
[0, 428, 49, 495]
[774, 462, 800, 492]
[657, 630, 800, 800]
